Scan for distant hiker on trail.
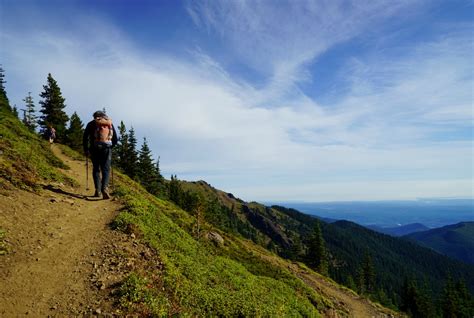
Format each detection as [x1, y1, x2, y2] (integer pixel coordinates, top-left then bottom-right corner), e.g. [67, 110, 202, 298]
[46, 125, 56, 144]
[83, 110, 117, 199]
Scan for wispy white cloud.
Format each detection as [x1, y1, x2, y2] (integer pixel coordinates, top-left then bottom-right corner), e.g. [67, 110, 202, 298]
[1, 2, 472, 201]
[185, 0, 425, 99]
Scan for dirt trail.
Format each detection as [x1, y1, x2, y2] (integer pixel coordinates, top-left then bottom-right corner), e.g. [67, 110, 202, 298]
[0, 145, 121, 316]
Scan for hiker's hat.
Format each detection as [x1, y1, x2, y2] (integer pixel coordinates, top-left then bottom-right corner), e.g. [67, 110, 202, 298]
[93, 110, 106, 118]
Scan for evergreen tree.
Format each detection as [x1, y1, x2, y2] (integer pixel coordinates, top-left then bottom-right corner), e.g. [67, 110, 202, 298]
[137, 137, 161, 193]
[357, 251, 376, 294]
[124, 127, 139, 178]
[38, 73, 69, 142]
[22, 92, 37, 132]
[306, 220, 328, 275]
[65, 112, 84, 151]
[289, 235, 304, 261]
[401, 277, 435, 318]
[12, 105, 19, 118]
[441, 277, 474, 318]
[114, 121, 129, 172]
[168, 175, 183, 206]
[454, 279, 474, 317]
[0, 65, 10, 110]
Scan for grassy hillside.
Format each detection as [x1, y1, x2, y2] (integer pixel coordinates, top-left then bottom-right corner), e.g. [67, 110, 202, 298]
[112, 176, 331, 316]
[404, 222, 474, 264]
[0, 104, 72, 191]
[175, 181, 474, 311]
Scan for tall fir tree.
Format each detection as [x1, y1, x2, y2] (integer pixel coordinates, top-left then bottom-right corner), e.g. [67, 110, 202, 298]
[22, 92, 37, 132]
[39, 73, 69, 142]
[124, 126, 139, 179]
[168, 175, 183, 206]
[113, 121, 129, 171]
[65, 112, 84, 151]
[0, 65, 10, 111]
[357, 251, 376, 294]
[306, 220, 328, 275]
[137, 137, 160, 193]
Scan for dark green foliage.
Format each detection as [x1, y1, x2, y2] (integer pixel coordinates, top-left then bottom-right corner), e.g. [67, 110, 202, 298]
[206, 200, 260, 243]
[125, 127, 139, 178]
[306, 220, 328, 275]
[114, 121, 129, 172]
[38, 73, 69, 142]
[269, 206, 474, 314]
[65, 112, 84, 151]
[137, 138, 163, 195]
[400, 278, 436, 317]
[0, 65, 10, 110]
[357, 251, 376, 294]
[441, 277, 474, 318]
[12, 105, 19, 118]
[114, 123, 139, 179]
[404, 222, 474, 264]
[22, 92, 37, 132]
[288, 235, 304, 261]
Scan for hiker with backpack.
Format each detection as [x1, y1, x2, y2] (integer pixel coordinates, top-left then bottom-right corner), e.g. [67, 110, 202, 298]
[46, 125, 56, 144]
[83, 110, 118, 199]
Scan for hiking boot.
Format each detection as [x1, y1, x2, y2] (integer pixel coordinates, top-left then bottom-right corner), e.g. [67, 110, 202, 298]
[102, 188, 110, 200]
[93, 190, 100, 197]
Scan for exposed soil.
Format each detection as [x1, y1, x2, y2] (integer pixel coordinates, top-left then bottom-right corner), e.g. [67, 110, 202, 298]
[0, 145, 161, 317]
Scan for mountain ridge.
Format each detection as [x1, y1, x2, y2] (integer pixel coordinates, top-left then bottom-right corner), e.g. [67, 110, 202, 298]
[404, 222, 474, 265]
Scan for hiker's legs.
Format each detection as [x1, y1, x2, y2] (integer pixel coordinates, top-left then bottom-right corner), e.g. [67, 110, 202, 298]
[99, 147, 112, 193]
[91, 151, 102, 193]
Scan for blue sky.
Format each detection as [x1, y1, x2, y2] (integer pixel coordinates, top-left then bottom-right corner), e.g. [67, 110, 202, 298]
[1, 0, 473, 201]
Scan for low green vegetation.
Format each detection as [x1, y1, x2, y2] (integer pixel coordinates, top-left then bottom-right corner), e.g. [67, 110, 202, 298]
[0, 106, 72, 190]
[118, 272, 171, 316]
[112, 176, 326, 317]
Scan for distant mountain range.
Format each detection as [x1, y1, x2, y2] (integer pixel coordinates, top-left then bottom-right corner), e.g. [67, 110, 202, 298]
[273, 200, 474, 228]
[368, 223, 430, 236]
[403, 222, 474, 265]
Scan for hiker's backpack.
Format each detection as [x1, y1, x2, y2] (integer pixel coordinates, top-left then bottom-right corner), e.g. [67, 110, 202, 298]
[48, 127, 56, 139]
[94, 116, 113, 145]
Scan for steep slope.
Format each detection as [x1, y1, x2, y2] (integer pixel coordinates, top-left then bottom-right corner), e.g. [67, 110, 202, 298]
[404, 222, 474, 264]
[326, 220, 474, 294]
[0, 106, 400, 316]
[177, 181, 474, 308]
